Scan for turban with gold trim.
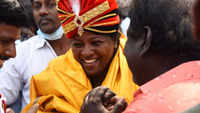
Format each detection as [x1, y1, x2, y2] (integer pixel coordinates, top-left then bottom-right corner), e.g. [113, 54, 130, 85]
[56, 0, 120, 38]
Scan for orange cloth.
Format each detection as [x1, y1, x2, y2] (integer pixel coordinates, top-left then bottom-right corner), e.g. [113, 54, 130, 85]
[123, 61, 200, 113]
[22, 35, 138, 113]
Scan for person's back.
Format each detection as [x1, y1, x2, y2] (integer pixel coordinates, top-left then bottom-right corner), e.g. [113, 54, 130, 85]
[124, 0, 200, 85]
[122, 0, 200, 112]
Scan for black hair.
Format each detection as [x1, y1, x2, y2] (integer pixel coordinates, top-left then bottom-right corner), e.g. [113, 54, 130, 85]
[128, 0, 196, 54]
[0, 0, 29, 27]
[84, 10, 120, 39]
[18, 0, 37, 33]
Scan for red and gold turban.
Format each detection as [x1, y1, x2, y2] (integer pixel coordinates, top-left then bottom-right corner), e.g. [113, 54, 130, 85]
[56, 0, 120, 38]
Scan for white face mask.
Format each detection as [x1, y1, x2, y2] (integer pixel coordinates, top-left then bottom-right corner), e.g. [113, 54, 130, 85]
[37, 26, 64, 40]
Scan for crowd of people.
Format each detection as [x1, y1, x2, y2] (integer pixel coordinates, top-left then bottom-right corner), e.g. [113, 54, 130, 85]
[0, 0, 200, 113]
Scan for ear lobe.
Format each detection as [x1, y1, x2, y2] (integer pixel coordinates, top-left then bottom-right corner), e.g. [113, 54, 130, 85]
[139, 26, 152, 56]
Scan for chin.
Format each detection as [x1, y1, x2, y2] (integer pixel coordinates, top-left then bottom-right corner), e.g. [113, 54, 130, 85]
[86, 72, 96, 78]
[40, 26, 56, 34]
[85, 70, 100, 78]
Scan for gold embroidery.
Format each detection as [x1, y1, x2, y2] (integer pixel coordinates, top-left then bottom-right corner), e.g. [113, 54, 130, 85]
[58, 14, 74, 23]
[86, 13, 117, 26]
[80, 1, 110, 23]
[88, 21, 118, 27]
[78, 27, 84, 36]
[56, 7, 74, 23]
[60, 17, 70, 24]
[63, 21, 77, 34]
[74, 16, 85, 36]
[57, 7, 67, 14]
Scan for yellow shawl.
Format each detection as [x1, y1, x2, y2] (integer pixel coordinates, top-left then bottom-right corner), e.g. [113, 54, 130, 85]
[22, 35, 138, 113]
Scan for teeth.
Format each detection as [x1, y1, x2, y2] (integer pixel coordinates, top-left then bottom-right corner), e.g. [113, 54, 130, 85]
[84, 59, 97, 63]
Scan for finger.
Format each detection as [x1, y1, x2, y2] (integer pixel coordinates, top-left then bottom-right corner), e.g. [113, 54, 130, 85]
[6, 108, 15, 113]
[88, 86, 108, 103]
[87, 88, 98, 103]
[27, 103, 39, 113]
[109, 96, 121, 104]
[81, 86, 104, 110]
[82, 94, 89, 109]
[103, 89, 116, 104]
[93, 86, 109, 103]
[110, 98, 128, 113]
[104, 96, 121, 110]
[81, 87, 109, 113]
[87, 86, 101, 99]
[95, 86, 109, 97]
[82, 88, 97, 106]
[33, 97, 40, 105]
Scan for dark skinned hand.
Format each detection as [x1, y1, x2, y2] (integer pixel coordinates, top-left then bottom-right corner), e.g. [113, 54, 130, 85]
[80, 86, 127, 113]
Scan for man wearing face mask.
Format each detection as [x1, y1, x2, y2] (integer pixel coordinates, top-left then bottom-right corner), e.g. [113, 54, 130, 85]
[0, 0, 71, 112]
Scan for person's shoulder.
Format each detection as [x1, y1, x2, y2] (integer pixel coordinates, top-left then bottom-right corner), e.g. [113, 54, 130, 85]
[35, 51, 68, 73]
[175, 60, 200, 69]
[50, 53, 67, 65]
[34, 49, 76, 78]
[32, 53, 67, 81]
[137, 60, 200, 96]
[164, 60, 200, 76]
[16, 35, 41, 49]
[16, 35, 46, 54]
[49, 49, 74, 66]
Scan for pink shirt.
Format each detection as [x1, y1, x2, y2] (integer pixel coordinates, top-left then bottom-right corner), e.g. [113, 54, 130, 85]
[124, 61, 200, 113]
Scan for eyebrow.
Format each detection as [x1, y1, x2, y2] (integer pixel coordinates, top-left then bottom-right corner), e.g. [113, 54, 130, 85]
[0, 37, 16, 41]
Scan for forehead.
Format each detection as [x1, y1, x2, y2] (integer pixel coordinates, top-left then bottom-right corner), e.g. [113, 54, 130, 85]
[0, 23, 20, 40]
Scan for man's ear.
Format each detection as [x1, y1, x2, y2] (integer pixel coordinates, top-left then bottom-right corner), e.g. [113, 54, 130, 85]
[139, 26, 152, 56]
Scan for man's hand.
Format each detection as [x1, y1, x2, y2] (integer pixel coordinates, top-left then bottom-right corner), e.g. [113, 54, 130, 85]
[6, 97, 39, 113]
[25, 97, 40, 113]
[6, 108, 14, 113]
[25, 103, 39, 113]
[80, 86, 127, 113]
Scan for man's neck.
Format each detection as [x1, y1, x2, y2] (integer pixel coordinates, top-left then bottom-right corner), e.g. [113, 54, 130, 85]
[135, 54, 186, 86]
[48, 35, 71, 56]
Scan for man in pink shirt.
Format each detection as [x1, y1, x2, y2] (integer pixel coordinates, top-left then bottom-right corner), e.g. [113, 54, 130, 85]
[123, 0, 200, 112]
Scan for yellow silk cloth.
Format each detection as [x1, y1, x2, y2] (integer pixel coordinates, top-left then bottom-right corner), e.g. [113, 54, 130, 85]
[22, 34, 138, 113]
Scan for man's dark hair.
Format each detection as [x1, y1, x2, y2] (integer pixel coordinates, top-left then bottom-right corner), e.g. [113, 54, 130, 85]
[128, 0, 197, 54]
[0, 0, 29, 27]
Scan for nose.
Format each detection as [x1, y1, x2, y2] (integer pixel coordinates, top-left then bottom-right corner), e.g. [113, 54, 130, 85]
[39, 6, 48, 16]
[5, 43, 16, 58]
[81, 45, 94, 59]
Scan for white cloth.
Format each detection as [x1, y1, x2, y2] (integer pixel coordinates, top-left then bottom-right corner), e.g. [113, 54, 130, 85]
[120, 17, 131, 37]
[0, 35, 57, 109]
